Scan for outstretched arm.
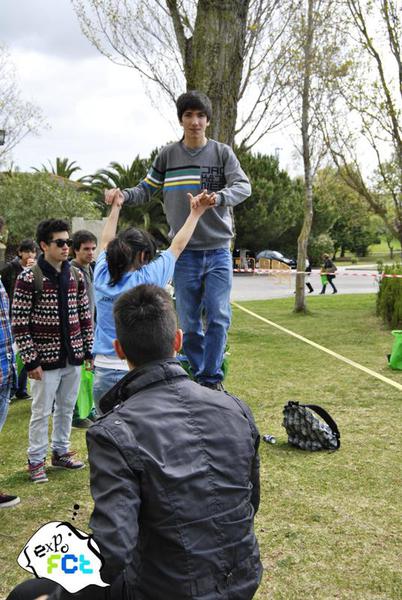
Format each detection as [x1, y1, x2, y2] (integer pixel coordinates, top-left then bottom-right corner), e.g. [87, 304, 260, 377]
[169, 190, 215, 258]
[100, 195, 124, 251]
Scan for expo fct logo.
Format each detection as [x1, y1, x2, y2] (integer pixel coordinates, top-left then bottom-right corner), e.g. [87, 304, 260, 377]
[18, 521, 109, 594]
[34, 534, 93, 576]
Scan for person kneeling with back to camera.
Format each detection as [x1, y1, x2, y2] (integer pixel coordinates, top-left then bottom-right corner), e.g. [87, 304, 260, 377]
[9, 284, 262, 600]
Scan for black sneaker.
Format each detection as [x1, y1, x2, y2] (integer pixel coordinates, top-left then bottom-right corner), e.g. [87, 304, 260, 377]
[87, 408, 98, 422]
[199, 381, 226, 392]
[14, 392, 32, 400]
[0, 492, 21, 508]
[72, 418, 93, 429]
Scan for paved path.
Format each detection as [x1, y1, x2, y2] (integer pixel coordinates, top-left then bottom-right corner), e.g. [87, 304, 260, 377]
[231, 268, 379, 301]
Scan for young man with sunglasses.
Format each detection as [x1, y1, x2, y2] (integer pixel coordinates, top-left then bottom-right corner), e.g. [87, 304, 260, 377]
[12, 220, 93, 483]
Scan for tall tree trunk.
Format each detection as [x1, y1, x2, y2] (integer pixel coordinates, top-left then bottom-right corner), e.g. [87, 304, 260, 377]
[185, 0, 250, 144]
[295, 0, 315, 313]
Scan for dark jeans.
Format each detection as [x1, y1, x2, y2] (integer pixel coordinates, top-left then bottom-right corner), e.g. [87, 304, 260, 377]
[7, 576, 127, 599]
[6, 579, 60, 599]
[321, 275, 337, 294]
[16, 366, 28, 396]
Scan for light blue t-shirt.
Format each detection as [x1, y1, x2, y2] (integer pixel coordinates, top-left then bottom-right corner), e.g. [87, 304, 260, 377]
[93, 249, 176, 356]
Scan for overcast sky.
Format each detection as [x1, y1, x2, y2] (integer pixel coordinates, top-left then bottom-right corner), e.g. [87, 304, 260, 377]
[0, 0, 297, 177]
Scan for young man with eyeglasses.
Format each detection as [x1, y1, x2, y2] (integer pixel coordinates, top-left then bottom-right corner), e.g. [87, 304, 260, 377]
[12, 220, 93, 483]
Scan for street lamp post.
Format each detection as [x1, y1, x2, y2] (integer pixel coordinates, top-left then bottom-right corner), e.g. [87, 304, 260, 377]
[0, 130, 5, 145]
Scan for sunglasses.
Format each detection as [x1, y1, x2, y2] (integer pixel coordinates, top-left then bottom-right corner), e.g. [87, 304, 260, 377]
[49, 238, 73, 248]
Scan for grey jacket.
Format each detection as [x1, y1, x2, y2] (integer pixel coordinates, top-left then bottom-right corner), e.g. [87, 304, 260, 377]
[51, 358, 262, 599]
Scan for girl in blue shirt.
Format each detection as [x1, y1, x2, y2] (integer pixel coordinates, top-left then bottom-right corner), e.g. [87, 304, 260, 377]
[93, 191, 214, 412]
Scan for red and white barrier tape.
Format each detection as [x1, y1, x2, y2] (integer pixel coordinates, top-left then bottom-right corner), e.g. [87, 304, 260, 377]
[233, 268, 402, 278]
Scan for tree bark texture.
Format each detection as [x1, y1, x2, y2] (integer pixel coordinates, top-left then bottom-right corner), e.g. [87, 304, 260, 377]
[295, 0, 314, 313]
[185, 0, 250, 145]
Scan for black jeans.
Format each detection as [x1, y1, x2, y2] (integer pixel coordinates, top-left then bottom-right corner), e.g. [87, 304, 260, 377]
[321, 275, 337, 294]
[6, 576, 126, 600]
[6, 579, 60, 599]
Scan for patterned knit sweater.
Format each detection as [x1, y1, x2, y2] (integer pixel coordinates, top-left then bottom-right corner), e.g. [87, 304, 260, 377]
[12, 260, 93, 371]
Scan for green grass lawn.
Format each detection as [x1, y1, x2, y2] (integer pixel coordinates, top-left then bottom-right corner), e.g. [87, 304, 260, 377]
[1, 294, 401, 599]
[369, 237, 401, 256]
[338, 236, 402, 266]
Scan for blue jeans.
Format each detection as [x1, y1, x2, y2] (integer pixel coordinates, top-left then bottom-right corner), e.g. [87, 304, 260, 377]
[93, 366, 127, 414]
[0, 381, 12, 432]
[174, 248, 232, 384]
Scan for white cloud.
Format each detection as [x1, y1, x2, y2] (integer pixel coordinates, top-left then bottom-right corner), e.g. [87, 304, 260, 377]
[9, 49, 177, 175]
[1, 0, 298, 177]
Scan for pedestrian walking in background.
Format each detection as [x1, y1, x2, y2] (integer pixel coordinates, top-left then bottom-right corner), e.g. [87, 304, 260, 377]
[306, 257, 314, 293]
[320, 253, 338, 294]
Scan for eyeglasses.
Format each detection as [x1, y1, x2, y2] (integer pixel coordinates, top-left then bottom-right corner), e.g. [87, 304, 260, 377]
[49, 239, 73, 248]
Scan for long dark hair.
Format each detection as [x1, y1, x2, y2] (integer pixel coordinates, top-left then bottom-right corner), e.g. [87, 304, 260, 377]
[106, 228, 156, 286]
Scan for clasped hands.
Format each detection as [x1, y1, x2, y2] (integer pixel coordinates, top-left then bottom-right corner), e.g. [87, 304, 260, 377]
[104, 188, 124, 208]
[187, 189, 216, 213]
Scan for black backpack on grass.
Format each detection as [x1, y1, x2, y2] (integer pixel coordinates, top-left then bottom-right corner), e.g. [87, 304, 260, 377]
[282, 401, 340, 451]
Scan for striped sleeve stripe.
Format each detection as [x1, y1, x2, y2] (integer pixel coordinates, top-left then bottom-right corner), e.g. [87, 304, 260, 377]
[143, 178, 162, 189]
[163, 183, 202, 191]
[147, 173, 164, 185]
[164, 180, 201, 187]
[165, 167, 200, 176]
[165, 175, 201, 183]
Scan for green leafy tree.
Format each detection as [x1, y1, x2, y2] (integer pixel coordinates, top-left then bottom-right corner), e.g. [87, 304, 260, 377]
[323, 0, 402, 245]
[234, 151, 304, 252]
[273, 0, 351, 312]
[0, 172, 100, 250]
[314, 166, 380, 257]
[307, 233, 334, 266]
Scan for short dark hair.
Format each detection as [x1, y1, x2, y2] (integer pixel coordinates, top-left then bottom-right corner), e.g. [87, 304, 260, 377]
[18, 239, 37, 254]
[36, 219, 70, 246]
[176, 90, 212, 122]
[114, 284, 177, 366]
[72, 230, 97, 255]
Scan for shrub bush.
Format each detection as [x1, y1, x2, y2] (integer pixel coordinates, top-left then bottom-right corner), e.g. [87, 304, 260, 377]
[376, 263, 402, 328]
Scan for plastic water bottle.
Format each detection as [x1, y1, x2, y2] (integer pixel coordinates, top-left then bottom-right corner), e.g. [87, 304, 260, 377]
[262, 434, 276, 444]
